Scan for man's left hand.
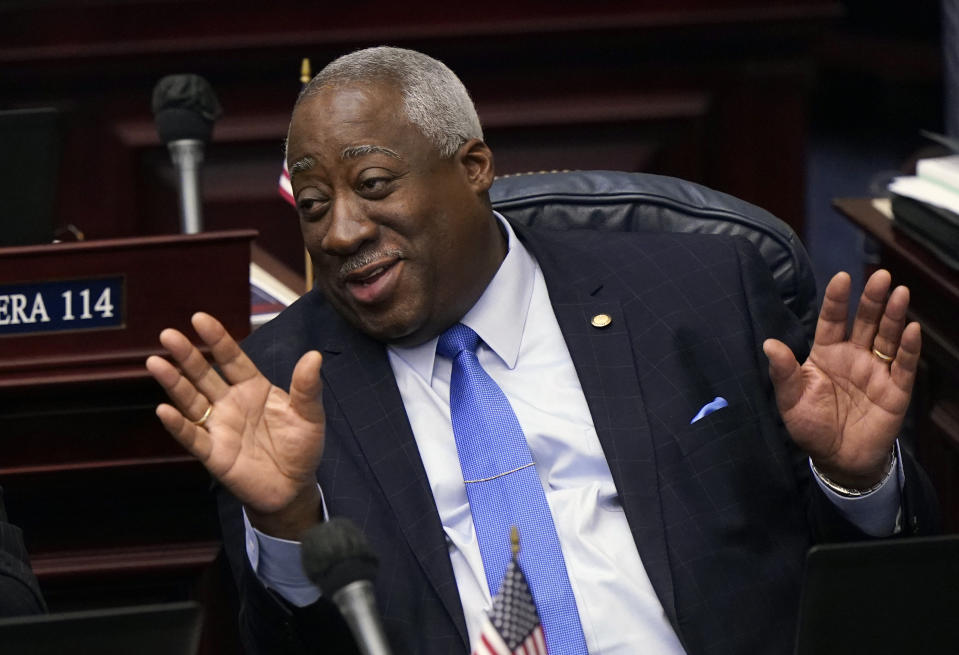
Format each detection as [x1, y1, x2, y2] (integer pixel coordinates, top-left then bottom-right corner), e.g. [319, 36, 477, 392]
[763, 269, 921, 489]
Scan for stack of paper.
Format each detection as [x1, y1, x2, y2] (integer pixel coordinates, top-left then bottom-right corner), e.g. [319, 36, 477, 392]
[886, 154, 959, 269]
[888, 155, 959, 214]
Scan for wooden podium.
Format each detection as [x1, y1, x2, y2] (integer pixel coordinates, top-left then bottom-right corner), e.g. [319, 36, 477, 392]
[0, 230, 255, 653]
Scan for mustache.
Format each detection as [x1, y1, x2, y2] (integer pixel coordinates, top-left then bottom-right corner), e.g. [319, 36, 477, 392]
[338, 247, 405, 278]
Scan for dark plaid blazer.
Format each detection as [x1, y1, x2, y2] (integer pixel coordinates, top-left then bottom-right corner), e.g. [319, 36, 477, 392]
[0, 487, 46, 617]
[224, 222, 937, 655]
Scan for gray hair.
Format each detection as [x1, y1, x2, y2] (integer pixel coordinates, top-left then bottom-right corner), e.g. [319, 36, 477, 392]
[296, 46, 483, 158]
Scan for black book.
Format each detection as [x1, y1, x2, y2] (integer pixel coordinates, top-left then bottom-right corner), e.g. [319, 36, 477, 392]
[889, 194, 959, 270]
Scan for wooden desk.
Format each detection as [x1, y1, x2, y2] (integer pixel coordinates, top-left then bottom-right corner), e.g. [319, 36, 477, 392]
[834, 198, 959, 532]
[0, 230, 254, 654]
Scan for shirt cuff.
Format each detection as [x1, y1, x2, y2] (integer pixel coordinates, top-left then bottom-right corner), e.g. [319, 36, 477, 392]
[242, 485, 329, 607]
[810, 440, 904, 537]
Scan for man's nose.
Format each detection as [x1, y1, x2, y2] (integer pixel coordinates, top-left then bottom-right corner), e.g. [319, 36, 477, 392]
[320, 197, 377, 255]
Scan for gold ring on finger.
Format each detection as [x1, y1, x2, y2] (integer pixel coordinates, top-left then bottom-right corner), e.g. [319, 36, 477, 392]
[872, 347, 894, 363]
[192, 404, 213, 428]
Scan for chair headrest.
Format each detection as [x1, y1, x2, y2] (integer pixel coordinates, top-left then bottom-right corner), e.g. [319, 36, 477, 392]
[490, 170, 817, 340]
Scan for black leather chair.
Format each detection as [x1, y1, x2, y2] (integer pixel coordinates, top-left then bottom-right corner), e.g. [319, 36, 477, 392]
[490, 170, 818, 341]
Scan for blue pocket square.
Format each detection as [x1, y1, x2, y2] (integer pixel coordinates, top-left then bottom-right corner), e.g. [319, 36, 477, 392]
[690, 397, 728, 424]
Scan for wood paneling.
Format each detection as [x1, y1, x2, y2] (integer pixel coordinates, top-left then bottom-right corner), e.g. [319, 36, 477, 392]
[1, 1, 839, 278]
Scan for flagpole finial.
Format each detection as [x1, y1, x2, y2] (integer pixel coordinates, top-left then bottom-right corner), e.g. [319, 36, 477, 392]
[510, 526, 520, 558]
[300, 58, 312, 84]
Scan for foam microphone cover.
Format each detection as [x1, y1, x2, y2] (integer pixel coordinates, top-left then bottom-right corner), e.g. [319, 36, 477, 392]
[151, 74, 222, 144]
[301, 518, 379, 596]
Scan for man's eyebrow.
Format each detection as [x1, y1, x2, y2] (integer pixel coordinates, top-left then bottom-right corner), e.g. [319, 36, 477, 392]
[341, 145, 402, 161]
[289, 156, 316, 176]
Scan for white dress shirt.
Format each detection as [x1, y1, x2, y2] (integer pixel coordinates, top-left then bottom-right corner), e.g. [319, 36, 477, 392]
[246, 214, 901, 654]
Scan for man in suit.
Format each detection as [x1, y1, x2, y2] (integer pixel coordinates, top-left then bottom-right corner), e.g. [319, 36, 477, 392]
[0, 487, 46, 616]
[147, 47, 936, 654]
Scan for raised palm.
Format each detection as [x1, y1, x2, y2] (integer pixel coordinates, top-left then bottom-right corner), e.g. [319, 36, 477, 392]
[763, 270, 920, 488]
[146, 313, 325, 533]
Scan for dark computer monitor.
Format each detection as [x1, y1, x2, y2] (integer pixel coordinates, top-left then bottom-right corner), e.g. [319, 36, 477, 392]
[0, 601, 203, 655]
[0, 107, 60, 247]
[794, 534, 959, 655]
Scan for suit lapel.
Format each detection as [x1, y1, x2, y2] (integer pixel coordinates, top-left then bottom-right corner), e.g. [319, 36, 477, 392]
[514, 223, 681, 634]
[318, 318, 470, 649]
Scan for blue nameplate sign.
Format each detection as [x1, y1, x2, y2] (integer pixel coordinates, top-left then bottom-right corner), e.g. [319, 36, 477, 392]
[0, 276, 124, 336]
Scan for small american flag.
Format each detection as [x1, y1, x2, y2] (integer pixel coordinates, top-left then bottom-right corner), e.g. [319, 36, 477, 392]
[471, 528, 548, 655]
[278, 58, 312, 207]
[278, 159, 294, 206]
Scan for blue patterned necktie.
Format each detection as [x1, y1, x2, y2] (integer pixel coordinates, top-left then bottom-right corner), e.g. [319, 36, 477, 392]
[437, 323, 588, 655]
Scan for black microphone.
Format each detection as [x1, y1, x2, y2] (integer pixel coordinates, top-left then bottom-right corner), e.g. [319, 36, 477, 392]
[301, 518, 394, 655]
[151, 74, 222, 234]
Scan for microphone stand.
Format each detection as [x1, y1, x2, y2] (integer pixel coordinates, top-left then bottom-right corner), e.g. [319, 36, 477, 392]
[167, 139, 204, 234]
[332, 580, 393, 655]
[301, 518, 394, 655]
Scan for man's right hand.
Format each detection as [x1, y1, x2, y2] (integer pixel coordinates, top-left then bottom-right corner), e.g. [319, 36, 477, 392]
[146, 312, 325, 540]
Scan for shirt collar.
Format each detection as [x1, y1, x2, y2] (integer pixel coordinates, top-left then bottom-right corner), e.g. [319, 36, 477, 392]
[389, 212, 536, 383]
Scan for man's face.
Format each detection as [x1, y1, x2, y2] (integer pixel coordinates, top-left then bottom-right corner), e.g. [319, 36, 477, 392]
[286, 82, 503, 346]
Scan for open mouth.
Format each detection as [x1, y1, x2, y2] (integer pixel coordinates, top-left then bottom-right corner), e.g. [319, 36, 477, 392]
[344, 259, 402, 304]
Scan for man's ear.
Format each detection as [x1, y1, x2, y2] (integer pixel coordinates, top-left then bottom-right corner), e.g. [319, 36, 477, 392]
[457, 138, 495, 193]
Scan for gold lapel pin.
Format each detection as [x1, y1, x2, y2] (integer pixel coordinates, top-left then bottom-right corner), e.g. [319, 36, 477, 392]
[591, 313, 612, 328]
